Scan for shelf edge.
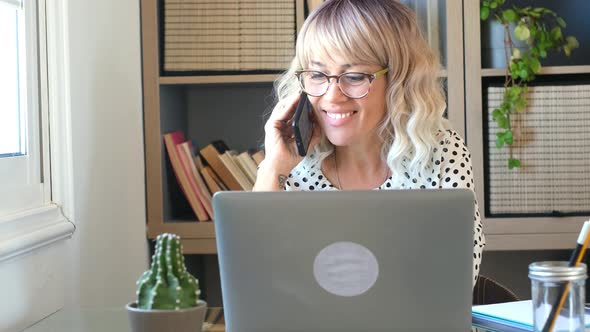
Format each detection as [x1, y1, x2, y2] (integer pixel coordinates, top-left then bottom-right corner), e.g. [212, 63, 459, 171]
[482, 65, 590, 77]
[160, 74, 280, 85]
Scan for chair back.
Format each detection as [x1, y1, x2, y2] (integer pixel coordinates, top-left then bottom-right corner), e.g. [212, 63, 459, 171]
[473, 274, 520, 305]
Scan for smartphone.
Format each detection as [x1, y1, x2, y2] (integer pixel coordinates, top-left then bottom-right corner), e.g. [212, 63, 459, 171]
[292, 92, 314, 156]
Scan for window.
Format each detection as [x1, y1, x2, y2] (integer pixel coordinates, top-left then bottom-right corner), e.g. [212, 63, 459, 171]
[0, 0, 51, 216]
[0, 0, 26, 157]
[0, 0, 73, 264]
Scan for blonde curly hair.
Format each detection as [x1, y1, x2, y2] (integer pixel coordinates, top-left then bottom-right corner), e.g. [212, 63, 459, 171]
[274, 0, 449, 177]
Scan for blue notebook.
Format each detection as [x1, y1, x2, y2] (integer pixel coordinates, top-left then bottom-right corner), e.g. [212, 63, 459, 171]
[472, 300, 590, 332]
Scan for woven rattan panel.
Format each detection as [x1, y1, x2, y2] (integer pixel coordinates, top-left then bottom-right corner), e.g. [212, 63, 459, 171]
[487, 85, 590, 215]
[163, 0, 296, 72]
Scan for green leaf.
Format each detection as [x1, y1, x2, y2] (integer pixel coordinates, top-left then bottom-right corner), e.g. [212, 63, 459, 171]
[567, 36, 580, 49]
[502, 9, 518, 22]
[550, 27, 563, 41]
[528, 11, 540, 18]
[509, 62, 518, 72]
[515, 97, 528, 112]
[557, 17, 566, 28]
[530, 58, 541, 73]
[511, 48, 522, 60]
[544, 9, 557, 16]
[539, 50, 547, 58]
[504, 130, 513, 144]
[508, 158, 521, 169]
[480, 6, 490, 21]
[514, 24, 531, 40]
[490, 2, 498, 9]
[492, 109, 503, 121]
[519, 69, 528, 79]
[497, 116, 510, 129]
[496, 136, 505, 148]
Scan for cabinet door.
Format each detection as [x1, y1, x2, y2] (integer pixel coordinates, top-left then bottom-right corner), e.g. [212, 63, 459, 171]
[464, 0, 590, 250]
[402, 0, 465, 138]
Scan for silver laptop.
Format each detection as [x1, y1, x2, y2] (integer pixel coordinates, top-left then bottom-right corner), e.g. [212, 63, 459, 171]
[213, 189, 474, 332]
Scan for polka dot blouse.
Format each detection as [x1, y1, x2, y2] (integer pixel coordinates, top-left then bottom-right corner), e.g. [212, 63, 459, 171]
[284, 130, 485, 288]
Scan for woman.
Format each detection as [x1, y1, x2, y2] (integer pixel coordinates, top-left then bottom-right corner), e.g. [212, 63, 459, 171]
[254, 0, 484, 287]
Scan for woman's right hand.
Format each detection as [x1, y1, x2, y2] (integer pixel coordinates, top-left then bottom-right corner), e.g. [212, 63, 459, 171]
[254, 94, 321, 190]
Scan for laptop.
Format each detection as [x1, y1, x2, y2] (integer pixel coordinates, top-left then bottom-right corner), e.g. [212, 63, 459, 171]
[213, 189, 474, 332]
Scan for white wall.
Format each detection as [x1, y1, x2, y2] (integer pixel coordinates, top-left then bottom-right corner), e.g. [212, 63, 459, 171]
[0, 242, 67, 331]
[64, 0, 148, 306]
[0, 0, 148, 330]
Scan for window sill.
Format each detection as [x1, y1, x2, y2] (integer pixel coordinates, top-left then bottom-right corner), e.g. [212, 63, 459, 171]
[0, 204, 75, 263]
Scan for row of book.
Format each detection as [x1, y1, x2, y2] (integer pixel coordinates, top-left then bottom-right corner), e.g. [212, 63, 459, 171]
[163, 131, 264, 221]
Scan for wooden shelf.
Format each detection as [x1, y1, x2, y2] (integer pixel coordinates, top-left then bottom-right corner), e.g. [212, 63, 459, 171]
[160, 69, 449, 84]
[481, 65, 590, 77]
[147, 221, 217, 254]
[159, 74, 281, 85]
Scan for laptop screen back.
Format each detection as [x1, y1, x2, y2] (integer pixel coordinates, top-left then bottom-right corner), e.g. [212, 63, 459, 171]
[213, 189, 474, 332]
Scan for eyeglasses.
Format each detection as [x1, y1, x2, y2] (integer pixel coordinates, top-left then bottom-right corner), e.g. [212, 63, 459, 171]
[294, 68, 388, 99]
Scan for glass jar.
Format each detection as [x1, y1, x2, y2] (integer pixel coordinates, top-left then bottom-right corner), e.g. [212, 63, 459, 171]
[529, 261, 587, 332]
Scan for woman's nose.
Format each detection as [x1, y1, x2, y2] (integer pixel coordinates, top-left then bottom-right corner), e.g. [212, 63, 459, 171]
[322, 79, 349, 102]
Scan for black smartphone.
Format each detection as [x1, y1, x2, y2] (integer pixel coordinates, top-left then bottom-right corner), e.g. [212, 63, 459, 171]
[292, 92, 314, 156]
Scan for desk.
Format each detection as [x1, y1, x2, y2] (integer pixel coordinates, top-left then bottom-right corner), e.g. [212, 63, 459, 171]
[22, 307, 225, 332]
[23, 307, 491, 332]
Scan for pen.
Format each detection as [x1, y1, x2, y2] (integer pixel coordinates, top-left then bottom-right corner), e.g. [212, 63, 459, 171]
[569, 221, 590, 267]
[542, 220, 590, 332]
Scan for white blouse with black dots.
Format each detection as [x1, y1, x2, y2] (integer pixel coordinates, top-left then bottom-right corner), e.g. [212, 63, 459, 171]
[284, 130, 485, 288]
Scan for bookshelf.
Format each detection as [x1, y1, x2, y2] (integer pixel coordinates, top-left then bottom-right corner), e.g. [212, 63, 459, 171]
[140, 0, 466, 253]
[464, 0, 590, 251]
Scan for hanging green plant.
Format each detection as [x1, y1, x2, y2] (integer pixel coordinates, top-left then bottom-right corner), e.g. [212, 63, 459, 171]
[480, 0, 579, 169]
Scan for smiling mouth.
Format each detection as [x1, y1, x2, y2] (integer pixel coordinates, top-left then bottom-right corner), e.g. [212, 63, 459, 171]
[325, 111, 357, 119]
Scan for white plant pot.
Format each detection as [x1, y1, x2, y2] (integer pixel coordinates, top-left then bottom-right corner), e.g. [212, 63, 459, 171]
[126, 300, 207, 332]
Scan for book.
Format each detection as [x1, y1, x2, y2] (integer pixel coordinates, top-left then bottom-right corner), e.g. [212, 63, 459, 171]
[200, 166, 224, 194]
[472, 300, 590, 332]
[200, 141, 243, 191]
[236, 151, 258, 184]
[219, 151, 253, 190]
[204, 165, 228, 191]
[251, 150, 265, 165]
[194, 153, 205, 171]
[178, 141, 213, 219]
[163, 131, 209, 221]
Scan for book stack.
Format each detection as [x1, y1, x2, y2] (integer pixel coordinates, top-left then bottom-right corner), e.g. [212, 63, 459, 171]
[163, 0, 296, 72]
[163, 131, 265, 221]
[486, 84, 590, 215]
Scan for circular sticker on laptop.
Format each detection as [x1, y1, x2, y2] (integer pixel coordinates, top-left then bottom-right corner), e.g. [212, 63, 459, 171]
[313, 241, 379, 297]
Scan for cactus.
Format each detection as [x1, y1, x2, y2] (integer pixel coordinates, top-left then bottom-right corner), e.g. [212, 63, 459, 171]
[135, 233, 201, 310]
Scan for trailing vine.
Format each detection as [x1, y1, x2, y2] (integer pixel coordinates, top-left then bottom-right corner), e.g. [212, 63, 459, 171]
[480, 0, 579, 169]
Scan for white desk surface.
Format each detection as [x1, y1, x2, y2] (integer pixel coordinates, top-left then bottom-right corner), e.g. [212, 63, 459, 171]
[21, 306, 225, 332]
[22, 307, 128, 332]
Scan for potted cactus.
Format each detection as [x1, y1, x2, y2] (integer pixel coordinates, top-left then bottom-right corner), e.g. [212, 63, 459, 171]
[126, 233, 207, 332]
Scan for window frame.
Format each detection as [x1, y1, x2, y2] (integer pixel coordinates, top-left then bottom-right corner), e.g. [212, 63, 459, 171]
[0, 0, 75, 263]
[0, 0, 50, 215]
